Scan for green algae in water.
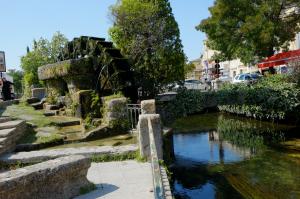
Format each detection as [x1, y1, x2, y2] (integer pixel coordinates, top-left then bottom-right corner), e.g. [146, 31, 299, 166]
[171, 113, 300, 199]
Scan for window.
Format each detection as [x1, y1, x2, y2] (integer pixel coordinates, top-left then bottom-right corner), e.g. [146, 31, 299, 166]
[239, 75, 245, 80]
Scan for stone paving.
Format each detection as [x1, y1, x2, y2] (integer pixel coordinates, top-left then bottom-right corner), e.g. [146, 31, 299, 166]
[75, 161, 154, 199]
[0, 144, 138, 164]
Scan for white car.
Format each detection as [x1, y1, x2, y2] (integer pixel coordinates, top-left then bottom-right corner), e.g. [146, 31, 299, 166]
[184, 79, 207, 90]
[233, 73, 262, 84]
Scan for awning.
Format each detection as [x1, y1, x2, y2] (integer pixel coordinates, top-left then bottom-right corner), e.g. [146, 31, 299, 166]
[258, 49, 300, 68]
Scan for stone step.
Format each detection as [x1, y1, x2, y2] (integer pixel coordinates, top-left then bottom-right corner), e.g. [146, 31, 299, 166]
[26, 97, 40, 104]
[0, 117, 12, 123]
[0, 120, 25, 130]
[0, 137, 8, 145]
[31, 102, 44, 110]
[45, 104, 60, 111]
[54, 120, 81, 127]
[0, 128, 17, 138]
[43, 110, 58, 117]
[0, 144, 138, 164]
[0, 145, 5, 154]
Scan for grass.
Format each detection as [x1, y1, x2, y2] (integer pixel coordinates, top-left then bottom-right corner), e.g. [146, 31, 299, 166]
[91, 150, 147, 163]
[0, 104, 81, 128]
[91, 151, 137, 162]
[16, 126, 63, 145]
[1, 104, 138, 148]
[46, 134, 136, 149]
[0, 161, 33, 172]
[0, 104, 53, 128]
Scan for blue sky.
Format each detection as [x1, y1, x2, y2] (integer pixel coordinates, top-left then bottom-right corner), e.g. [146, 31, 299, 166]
[0, 0, 214, 70]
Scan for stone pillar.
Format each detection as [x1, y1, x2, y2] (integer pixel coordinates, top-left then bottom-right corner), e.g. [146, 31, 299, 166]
[137, 115, 150, 159]
[141, 99, 156, 114]
[137, 114, 163, 160]
[149, 114, 163, 160]
[64, 74, 95, 95]
[103, 97, 128, 130]
[46, 79, 67, 97]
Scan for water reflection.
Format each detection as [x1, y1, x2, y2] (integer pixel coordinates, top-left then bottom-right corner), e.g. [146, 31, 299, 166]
[174, 131, 251, 165]
[171, 113, 300, 199]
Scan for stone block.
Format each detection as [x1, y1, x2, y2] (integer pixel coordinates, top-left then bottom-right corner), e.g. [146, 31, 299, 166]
[72, 90, 94, 118]
[0, 120, 25, 130]
[141, 99, 156, 114]
[31, 100, 45, 110]
[45, 78, 68, 99]
[0, 155, 91, 199]
[137, 115, 150, 159]
[147, 114, 163, 160]
[26, 97, 40, 104]
[45, 104, 60, 111]
[43, 111, 58, 117]
[0, 120, 27, 155]
[31, 88, 46, 100]
[0, 128, 16, 138]
[137, 114, 162, 160]
[84, 125, 110, 141]
[104, 97, 128, 129]
[64, 75, 95, 95]
[0, 117, 12, 123]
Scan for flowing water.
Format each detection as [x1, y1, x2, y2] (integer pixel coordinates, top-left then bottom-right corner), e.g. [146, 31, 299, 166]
[170, 113, 300, 199]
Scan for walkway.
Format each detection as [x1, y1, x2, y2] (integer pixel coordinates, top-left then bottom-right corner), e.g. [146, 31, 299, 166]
[75, 161, 154, 199]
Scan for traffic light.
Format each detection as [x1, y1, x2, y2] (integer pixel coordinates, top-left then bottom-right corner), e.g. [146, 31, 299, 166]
[214, 60, 220, 78]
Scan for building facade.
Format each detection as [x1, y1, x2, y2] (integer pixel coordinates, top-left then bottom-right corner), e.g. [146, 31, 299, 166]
[201, 41, 258, 80]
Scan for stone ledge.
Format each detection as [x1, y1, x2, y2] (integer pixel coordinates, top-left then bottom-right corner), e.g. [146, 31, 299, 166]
[0, 155, 91, 199]
[0, 120, 25, 130]
[0, 128, 16, 138]
[0, 144, 138, 164]
[38, 58, 94, 80]
[0, 117, 12, 123]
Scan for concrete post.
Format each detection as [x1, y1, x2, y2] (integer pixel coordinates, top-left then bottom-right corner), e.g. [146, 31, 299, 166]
[137, 114, 163, 160]
[148, 114, 163, 160]
[141, 99, 156, 114]
[137, 114, 150, 159]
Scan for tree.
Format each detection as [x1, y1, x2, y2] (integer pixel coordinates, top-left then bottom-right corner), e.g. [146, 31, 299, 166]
[184, 62, 196, 76]
[7, 69, 24, 96]
[109, 0, 185, 98]
[21, 32, 68, 97]
[197, 0, 300, 64]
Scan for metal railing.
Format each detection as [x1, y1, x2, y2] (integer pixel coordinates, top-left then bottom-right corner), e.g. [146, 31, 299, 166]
[148, 117, 165, 199]
[127, 104, 141, 130]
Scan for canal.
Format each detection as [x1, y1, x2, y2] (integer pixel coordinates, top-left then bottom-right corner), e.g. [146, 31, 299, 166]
[170, 113, 300, 199]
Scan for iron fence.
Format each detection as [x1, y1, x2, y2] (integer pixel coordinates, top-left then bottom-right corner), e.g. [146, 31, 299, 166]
[127, 104, 141, 130]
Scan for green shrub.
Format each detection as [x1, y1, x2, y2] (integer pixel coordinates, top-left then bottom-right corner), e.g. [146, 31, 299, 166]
[166, 75, 300, 123]
[164, 88, 217, 118]
[218, 75, 300, 121]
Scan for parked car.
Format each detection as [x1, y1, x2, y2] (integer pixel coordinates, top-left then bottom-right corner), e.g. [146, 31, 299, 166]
[233, 73, 262, 84]
[218, 76, 232, 83]
[184, 79, 207, 90]
[166, 79, 208, 91]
